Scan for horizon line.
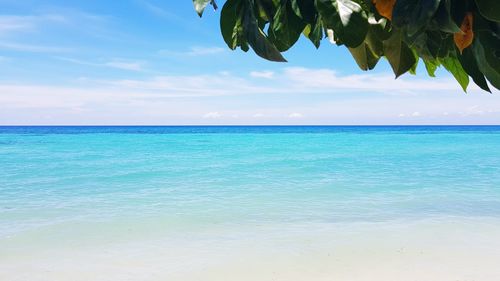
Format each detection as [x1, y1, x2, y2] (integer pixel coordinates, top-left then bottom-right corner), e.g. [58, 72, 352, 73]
[1, 125, 500, 127]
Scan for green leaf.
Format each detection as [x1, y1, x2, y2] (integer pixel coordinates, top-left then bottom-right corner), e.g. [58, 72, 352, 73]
[291, 0, 316, 23]
[348, 43, 380, 70]
[437, 34, 453, 58]
[255, 0, 277, 21]
[303, 16, 324, 48]
[472, 30, 500, 90]
[348, 25, 384, 71]
[409, 50, 419, 75]
[242, 1, 287, 62]
[220, 0, 243, 49]
[383, 29, 418, 78]
[430, 0, 461, 33]
[368, 16, 391, 41]
[269, 1, 306, 51]
[365, 25, 384, 57]
[440, 53, 470, 92]
[449, 0, 468, 27]
[423, 58, 439, 77]
[458, 48, 491, 92]
[316, 0, 369, 47]
[392, 0, 441, 36]
[193, 0, 217, 17]
[475, 0, 500, 22]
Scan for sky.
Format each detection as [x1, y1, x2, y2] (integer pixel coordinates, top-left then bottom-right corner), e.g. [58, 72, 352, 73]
[0, 0, 499, 125]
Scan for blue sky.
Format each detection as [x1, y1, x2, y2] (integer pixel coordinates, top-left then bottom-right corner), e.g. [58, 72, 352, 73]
[0, 0, 498, 125]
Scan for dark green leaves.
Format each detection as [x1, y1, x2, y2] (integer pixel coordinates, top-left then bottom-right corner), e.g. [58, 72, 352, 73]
[220, 0, 243, 50]
[475, 0, 500, 22]
[269, 1, 306, 51]
[243, 2, 287, 62]
[473, 30, 500, 89]
[291, 0, 316, 23]
[458, 48, 491, 92]
[198, 0, 500, 92]
[348, 43, 380, 70]
[431, 0, 461, 33]
[347, 22, 386, 71]
[383, 29, 418, 77]
[392, 0, 441, 35]
[220, 0, 285, 61]
[317, 0, 369, 47]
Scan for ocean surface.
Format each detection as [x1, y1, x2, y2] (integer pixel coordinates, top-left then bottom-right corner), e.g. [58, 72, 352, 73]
[1, 126, 500, 281]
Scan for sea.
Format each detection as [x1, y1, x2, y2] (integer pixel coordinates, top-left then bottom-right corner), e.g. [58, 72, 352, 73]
[1, 126, 500, 281]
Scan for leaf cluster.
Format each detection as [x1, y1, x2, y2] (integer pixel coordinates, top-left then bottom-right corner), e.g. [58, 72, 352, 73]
[194, 0, 500, 92]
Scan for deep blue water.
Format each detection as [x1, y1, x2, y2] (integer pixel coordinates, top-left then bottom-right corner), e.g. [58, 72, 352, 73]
[1, 125, 500, 134]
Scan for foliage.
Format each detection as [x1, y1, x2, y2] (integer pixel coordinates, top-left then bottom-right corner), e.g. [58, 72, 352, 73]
[193, 0, 500, 92]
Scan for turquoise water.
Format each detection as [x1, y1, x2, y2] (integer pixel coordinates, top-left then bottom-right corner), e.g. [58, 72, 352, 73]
[1, 126, 500, 241]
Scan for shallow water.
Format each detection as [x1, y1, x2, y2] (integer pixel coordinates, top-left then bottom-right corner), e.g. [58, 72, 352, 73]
[1, 126, 500, 280]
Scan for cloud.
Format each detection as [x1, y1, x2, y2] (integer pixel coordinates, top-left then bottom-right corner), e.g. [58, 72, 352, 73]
[281, 67, 464, 93]
[104, 60, 144, 71]
[0, 15, 66, 35]
[0, 41, 72, 53]
[250, 71, 274, 79]
[186, 47, 225, 56]
[1, 66, 499, 125]
[139, 1, 183, 20]
[158, 46, 225, 57]
[57, 57, 145, 71]
[100, 73, 274, 97]
[203, 112, 221, 119]
[460, 105, 492, 116]
[0, 16, 35, 34]
[399, 112, 422, 118]
[288, 113, 304, 118]
[0, 11, 113, 54]
[1, 67, 496, 110]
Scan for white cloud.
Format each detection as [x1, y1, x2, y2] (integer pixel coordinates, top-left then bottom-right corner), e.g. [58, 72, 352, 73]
[104, 60, 144, 71]
[288, 113, 304, 118]
[57, 57, 145, 71]
[398, 112, 422, 118]
[461, 105, 488, 116]
[0, 16, 35, 34]
[158, 46, 225, 57]
[282, 67, 464, 93]
[186, 47, 225, 56]
[1, 68, 496, 109]
[250, 71, 274, 79]
[0, 15, 66, 35]
[0, 41, 71, 53]
[1, 67, 499, 125]
[203, 112, 221, 119]
[0, 11, 114, 53]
